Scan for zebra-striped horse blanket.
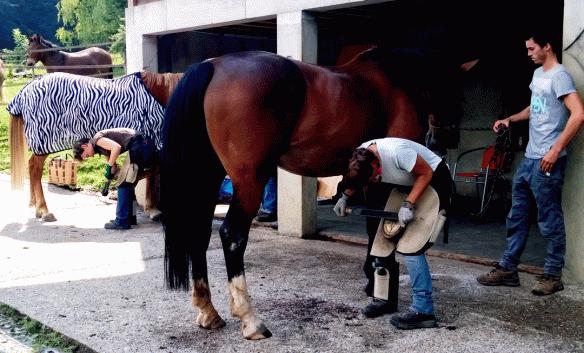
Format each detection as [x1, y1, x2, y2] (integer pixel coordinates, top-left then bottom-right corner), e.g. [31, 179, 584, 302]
[7, 72, 165, 155]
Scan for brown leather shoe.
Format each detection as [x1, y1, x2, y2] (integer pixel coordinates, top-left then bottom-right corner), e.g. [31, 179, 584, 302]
[532, 275, 564, 296]
[476, 265, 520, 287]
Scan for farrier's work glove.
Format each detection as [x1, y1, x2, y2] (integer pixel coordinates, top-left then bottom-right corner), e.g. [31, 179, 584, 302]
[104, 164, 114, 180]
[333, 193, 349, 216]
[398, 201, 415, 226]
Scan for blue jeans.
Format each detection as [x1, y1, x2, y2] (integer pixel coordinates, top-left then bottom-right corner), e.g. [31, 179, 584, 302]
[499, 157, 567, 277]
[115, 182, 135, 226]
[259, 176, 277, 214]
[403, 254, 434, 314]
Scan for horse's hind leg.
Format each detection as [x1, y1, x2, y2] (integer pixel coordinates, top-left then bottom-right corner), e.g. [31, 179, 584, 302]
[220, 178, 272, 340]
[188, 171, 227, 330]
[29, 154, 56, 222]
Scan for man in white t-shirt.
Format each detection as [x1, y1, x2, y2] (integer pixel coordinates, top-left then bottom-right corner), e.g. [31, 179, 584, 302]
[334, 137, 452, 329]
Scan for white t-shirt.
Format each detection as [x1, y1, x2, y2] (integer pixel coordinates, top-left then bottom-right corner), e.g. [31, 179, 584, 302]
[359, 137, 442, 186]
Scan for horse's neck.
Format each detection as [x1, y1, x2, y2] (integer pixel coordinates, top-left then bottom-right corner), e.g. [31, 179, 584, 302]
[43, 51, 66, 68]
[141, 72, 183, 107]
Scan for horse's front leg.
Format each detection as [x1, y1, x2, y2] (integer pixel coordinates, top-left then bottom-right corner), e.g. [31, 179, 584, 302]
[144, 171, 161, 221]
[220, 185, 272, 340]
[28, 154, 55, 221]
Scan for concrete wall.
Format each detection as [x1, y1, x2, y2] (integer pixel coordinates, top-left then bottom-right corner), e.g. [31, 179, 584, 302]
[562, 0, 584, 284]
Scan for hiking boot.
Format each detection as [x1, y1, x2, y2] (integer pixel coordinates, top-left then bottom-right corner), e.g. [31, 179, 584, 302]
[476, 264, 520, 287]
[532, 275, 564, 296]
[110, 215, 137, 226]
[104, 221, 131, 230]
[361, 298, 397, 318]
[255, 211, 277, 223]
[390, 309, 437, 330]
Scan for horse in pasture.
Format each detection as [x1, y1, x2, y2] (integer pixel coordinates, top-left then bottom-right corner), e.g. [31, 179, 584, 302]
[9, 71, 182, 222]
[26, 34, 113, 78]
[160, 48, 463, 340]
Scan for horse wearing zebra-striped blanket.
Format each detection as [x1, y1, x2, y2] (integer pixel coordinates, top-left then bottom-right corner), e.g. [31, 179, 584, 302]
[8, 71, 182, 221]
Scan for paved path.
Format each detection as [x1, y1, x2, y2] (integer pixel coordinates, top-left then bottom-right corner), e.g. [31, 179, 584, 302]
[0, 175, 583, 353]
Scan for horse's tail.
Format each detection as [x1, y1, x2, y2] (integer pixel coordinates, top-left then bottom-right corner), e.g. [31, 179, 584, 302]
[10, 114, 27, 191]
[160, 61, 221, 290]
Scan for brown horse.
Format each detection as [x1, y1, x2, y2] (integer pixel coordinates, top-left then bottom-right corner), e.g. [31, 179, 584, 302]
[10, 71, 182, 222]
[26, 34, 113, 78]
[159, 48, 460, 340]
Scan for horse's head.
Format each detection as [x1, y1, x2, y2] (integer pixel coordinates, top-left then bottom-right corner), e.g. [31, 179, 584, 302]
[357, 47, 464, 151]
[26, 34, 54, 66]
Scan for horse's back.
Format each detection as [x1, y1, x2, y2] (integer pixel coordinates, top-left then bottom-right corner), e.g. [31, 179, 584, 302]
[204, 52, 306, 174]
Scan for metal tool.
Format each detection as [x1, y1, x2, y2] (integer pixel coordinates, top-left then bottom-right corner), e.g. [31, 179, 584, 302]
[346, 207, 399, 221]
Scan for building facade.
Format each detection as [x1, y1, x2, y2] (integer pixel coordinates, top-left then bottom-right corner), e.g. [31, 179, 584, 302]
[126, 0, 584, 283]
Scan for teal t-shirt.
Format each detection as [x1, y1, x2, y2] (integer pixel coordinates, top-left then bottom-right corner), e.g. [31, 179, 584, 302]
[525, 64, 576, 159]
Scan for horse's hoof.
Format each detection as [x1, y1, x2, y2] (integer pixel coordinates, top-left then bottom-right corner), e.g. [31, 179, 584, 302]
[243, 322, 272, 340]
[149, 209, 162, 222]
[196, 312, 226, 329]
[42, 213, 57, 222]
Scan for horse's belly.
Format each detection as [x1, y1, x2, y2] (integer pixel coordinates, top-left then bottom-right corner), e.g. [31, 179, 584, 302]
[278, 148, 349, 177]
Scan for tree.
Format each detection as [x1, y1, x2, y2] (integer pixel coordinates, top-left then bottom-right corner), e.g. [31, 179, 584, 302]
[55, 0, 125, 49]
[1, 28, 29, 65]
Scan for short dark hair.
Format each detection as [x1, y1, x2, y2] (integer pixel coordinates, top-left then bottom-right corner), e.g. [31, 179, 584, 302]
[72, 138, 90, 161]
[527, 27, 559, 54]
[344, 147, 376, 189]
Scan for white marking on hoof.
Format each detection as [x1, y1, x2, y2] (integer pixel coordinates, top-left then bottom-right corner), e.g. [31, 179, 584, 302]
[229, 275, 271, 340]
[192, 279, 224, 330]
[196, 311, 226, 329]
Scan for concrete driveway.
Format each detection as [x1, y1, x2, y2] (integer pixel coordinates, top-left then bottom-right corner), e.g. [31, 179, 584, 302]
[0, 175, 583, 353]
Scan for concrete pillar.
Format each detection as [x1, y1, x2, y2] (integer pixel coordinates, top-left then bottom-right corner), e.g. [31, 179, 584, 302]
[561, 0, 584, 284]
[276, 11, 318, 237]
[125, 7, 158, 73]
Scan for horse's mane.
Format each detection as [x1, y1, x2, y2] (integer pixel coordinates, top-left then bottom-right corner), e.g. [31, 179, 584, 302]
[31, 34, 59, 49]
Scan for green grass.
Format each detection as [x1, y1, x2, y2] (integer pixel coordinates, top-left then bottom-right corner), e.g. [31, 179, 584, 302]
[0, 77, 117, 190]
[0, 303, 79, 353]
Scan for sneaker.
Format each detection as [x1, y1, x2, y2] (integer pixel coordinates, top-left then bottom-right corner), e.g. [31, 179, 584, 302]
[476, 264, 520, 287]
[532, 275, 564, 296]
[361, 298, 397, 318]
[255, 211, 277, 223]
[104, 221, 131, 230]
[390, 309, 437, 330]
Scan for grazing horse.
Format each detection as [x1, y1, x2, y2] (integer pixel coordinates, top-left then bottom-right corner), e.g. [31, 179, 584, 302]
[160, 48, 459, 340]
[9, 71, 182, 222]
[26, 34, 113, 78]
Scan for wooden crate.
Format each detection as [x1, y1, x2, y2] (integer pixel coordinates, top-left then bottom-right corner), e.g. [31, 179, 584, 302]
[48, 157, 78, 187]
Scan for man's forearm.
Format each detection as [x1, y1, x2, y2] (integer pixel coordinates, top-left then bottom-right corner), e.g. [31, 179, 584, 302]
[508, 106, 530, 123]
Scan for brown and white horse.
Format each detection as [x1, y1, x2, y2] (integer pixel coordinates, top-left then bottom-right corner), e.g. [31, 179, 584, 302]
[160, 48, 462, 340]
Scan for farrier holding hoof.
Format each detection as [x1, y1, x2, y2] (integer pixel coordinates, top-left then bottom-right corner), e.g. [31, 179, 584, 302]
[73, 128, 158, 230]
[334, 137, 452, 329]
